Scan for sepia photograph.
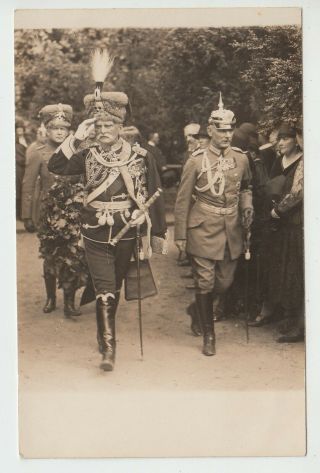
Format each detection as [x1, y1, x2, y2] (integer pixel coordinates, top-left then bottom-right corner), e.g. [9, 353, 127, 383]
[11, 5, 309, 462]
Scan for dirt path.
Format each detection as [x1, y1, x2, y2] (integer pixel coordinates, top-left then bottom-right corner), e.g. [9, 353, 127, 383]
[17, 222, 305, 457]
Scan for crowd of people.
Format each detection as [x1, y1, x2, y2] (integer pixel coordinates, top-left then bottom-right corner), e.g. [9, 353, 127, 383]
[176, 106, 304, 353]
[16, 48, 304, 372]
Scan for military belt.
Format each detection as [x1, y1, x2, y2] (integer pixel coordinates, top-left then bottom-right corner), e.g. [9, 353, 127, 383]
[198, 199, 238, 215]
[89, 200, 133, 211]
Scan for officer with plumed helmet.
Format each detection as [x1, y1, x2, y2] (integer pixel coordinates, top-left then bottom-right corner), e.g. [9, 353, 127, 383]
[48, 49, 166, 372]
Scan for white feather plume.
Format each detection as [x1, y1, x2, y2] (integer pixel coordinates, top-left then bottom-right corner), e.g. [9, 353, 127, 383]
[91, 48, 114, 83]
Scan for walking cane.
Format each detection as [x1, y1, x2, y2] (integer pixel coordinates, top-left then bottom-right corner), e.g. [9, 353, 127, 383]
[136, 224, 144, 358]
[244, 228, 251, 344]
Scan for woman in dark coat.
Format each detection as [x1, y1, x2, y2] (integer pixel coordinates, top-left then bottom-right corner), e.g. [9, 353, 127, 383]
[249, 123, 304, 342]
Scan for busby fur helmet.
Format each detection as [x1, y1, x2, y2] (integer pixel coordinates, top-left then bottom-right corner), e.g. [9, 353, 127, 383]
[39, 104, 73, 128]
[208, 92, 236, 130]
[84, 91, 129, 123]
[83, 48, 129, 124]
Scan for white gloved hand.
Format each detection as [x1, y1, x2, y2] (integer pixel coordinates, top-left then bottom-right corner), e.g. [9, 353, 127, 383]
[130, 209, 146, 226]
[175, 240, 187, 253]
[74, 118, 96, 141]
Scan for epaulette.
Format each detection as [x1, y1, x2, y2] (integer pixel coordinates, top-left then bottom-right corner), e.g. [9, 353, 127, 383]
[36, 144, 46, 150]
[132, 142, 147, 157]
[231, 146, 246, 154]
[191, 147, 204, 157]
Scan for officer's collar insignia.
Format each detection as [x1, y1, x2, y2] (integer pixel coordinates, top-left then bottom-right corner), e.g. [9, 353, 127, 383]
[209, 144, 224, 156]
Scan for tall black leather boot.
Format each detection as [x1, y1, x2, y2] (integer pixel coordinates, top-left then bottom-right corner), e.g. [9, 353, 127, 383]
[212, 293, 226, 321]
[63, 288, 81, 317]
[97, 292, 120, 354]
[186, 302, 203, 336]
[196, 293, 216, 356]
[96, 295, 117, 371]
[43, 273, 56, 313]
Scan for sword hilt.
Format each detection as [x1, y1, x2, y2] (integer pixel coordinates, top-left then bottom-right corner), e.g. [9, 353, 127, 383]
[110, 188, 163, 246]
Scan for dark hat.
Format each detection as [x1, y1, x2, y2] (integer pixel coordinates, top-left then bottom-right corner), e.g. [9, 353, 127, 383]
[231, 128, 249, 152]
[239, 122, 257, 138]
[197, 123, 209, 138]
[39, 104, 73, 128]
[277, 123, 296, 139]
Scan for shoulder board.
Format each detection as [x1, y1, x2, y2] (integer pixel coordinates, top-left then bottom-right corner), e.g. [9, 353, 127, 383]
[231, 146, 246, 154]
[132, 142, 147, 157]
[35, 145, 46, 150]
[191, 147, 204, 157]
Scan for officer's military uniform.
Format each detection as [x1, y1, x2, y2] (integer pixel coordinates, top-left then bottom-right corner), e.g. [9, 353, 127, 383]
[48, 50, 166, 371]
[174, 95, 253, 356]
[48, 135, 166, 297]
[175, 144, 252, 291]
[21, 104, 83, 318]
[21, 140, 57, 223]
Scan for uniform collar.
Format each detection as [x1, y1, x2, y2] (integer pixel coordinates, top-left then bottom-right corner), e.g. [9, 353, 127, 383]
[209, 143, 231, 156]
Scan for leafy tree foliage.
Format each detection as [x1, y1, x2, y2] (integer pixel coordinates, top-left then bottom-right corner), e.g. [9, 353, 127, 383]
[15, 26, 301, 158]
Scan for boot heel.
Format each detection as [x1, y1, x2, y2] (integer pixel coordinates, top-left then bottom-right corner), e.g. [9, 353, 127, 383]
[43, 298, 56, 313]
[203, 334, 216, 356]
[100, 352, 114, 371]
[64, 289, 81, 317]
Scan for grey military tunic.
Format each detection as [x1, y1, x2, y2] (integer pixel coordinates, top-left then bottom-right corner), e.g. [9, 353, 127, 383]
[21, 140, 57, 220]
[174, 144, 253, 261]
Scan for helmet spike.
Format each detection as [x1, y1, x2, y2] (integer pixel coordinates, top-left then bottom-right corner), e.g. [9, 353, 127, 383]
[218, 92, 224, 110]
[208, 92, 236, 130]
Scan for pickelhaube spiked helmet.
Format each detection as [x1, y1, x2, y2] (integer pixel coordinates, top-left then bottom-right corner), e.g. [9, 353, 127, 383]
[39, 103, 73, 128]
[83, 49, 129, 123]
[208, 92, 236, 130]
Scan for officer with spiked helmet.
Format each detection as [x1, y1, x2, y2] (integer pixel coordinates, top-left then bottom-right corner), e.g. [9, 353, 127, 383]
[174, 93, 254, 356]
[48, 49, 166, 372]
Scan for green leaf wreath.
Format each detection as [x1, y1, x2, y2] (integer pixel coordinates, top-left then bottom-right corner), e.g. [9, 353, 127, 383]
[38, 176, 89, 291]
